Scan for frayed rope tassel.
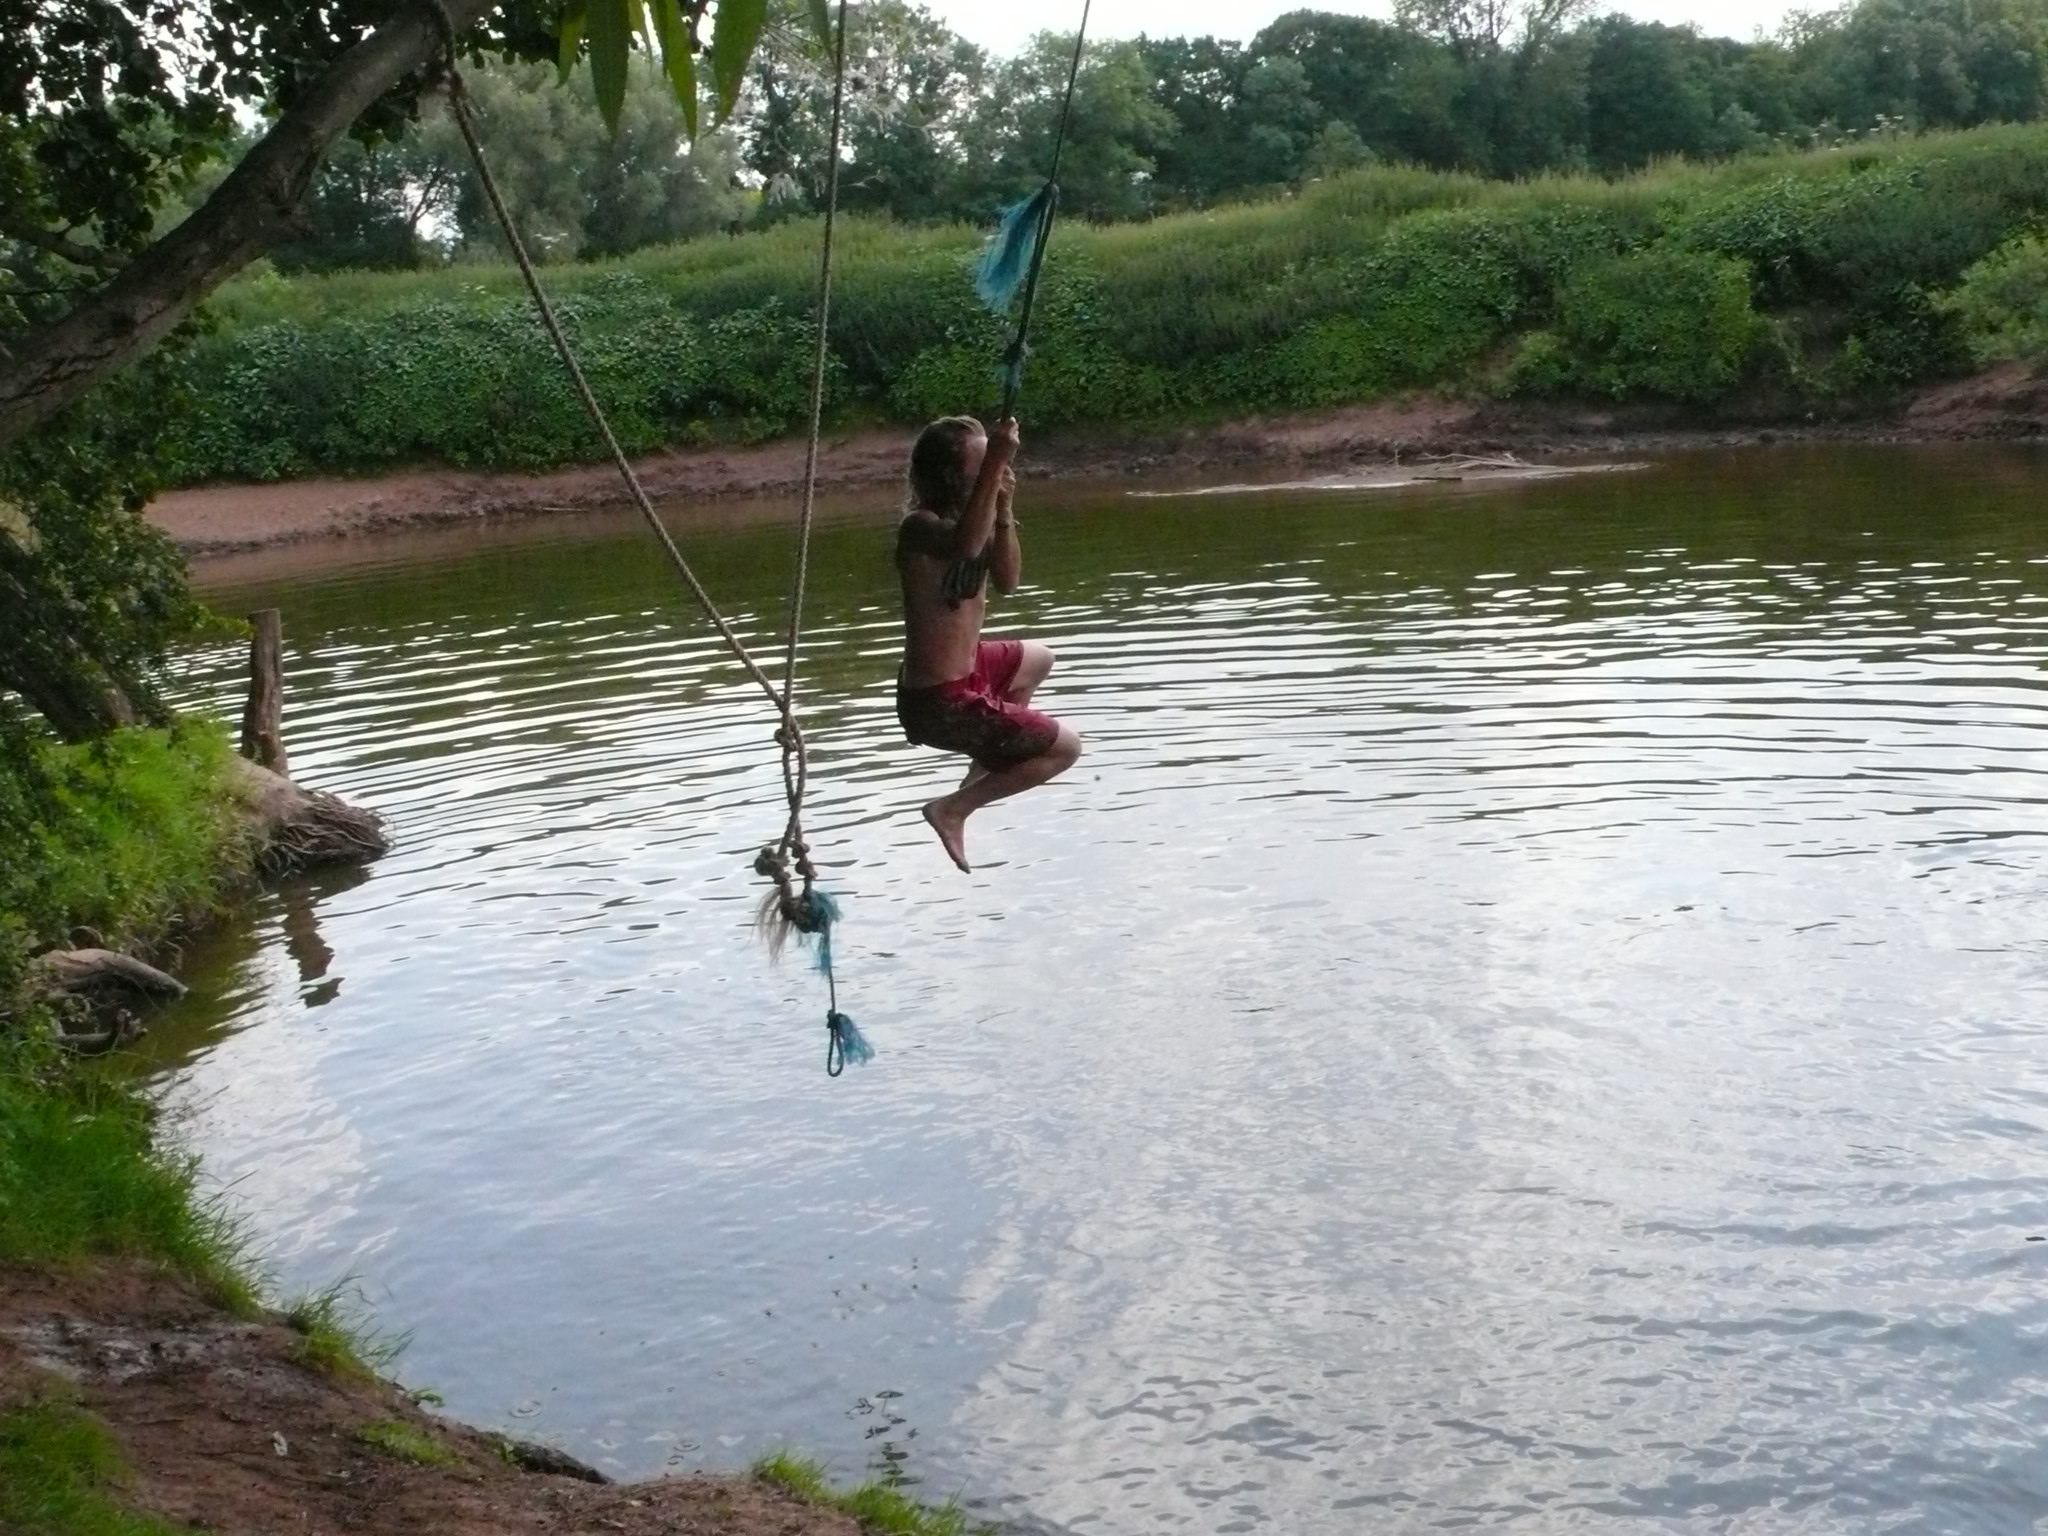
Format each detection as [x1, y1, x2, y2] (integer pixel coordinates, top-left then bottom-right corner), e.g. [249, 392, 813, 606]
[826, 1010, 873, 1076]
[755, 877, 873, 1075]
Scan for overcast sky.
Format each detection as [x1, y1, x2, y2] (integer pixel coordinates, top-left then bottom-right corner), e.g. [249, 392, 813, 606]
[922, 0, 1801, 56]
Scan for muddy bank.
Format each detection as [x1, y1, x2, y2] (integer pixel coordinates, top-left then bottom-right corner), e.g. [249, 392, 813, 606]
[148, 372, 2048, 556]
[0, 1263, 860, 1536]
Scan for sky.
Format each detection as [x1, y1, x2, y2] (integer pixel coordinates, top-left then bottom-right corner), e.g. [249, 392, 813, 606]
[923, 0, 1802, 56]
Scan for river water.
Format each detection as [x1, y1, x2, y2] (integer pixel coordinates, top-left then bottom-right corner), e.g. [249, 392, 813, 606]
[158, 444, 2048, 1533]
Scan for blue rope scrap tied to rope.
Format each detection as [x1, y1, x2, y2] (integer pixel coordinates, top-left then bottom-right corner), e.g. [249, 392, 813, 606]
[793, 888, 873, 1076]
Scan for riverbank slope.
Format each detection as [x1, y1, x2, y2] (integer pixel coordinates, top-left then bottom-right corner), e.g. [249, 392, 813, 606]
[149, 369, 2048, 555]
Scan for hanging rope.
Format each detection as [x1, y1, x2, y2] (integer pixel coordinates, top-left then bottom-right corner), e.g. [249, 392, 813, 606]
[976, 0, 1094, 421]
[428, 1, 869, 1074]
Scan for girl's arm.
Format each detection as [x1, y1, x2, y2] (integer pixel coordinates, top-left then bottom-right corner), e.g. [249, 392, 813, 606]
[989, 464, 1022, 593]
[952, 416, 1019, 559]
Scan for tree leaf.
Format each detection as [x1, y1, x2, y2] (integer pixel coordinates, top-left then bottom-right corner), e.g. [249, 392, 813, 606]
[586, 0, 631, 136]
[650, 0, 700, 139]
[806, 0, 833, 48]
[555, 3, 586, 86]
[709, 0, 768, 121]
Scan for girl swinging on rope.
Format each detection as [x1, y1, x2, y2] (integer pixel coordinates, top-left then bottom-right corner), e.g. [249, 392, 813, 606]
[895, 415, 1082, 872]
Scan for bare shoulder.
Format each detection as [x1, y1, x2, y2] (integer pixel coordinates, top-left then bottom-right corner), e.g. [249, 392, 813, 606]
[897, 509, 955, 560]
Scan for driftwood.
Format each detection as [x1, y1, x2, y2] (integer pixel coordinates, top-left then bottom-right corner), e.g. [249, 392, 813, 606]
[28, 948, 184, 1055]
[227, 756, 390, 876]
[34, 947, 187, 1000]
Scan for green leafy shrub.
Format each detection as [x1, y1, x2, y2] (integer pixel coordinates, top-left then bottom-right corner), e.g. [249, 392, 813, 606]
[1551, 247, 1759, 401]
[165, 123, 2048, 476]
[1937, 232, 2048, 366]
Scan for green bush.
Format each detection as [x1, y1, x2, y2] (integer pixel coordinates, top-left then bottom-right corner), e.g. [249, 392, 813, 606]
[166, 122, 2048, 478]
[1552, 247, 1760, 401]
[174, 278, 824, 480]
[1937, 232, 2048, 366]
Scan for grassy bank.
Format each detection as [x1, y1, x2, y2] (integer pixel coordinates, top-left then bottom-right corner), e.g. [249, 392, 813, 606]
[0, 721, 251, 1288]
[0, 723, 248, 1536]
[170, 123, 2048, 484]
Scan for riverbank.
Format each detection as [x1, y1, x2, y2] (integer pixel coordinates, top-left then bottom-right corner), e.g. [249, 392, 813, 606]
[0, 1262, 887, 1536]
[0, 723, 972, 1536]
[148, 370, 2048, 555]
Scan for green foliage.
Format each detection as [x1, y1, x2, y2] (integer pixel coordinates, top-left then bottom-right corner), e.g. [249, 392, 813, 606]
[282, 1281, 408, 1382]
[352, 1420, 459, 1468]
[1547, 247, 1761, 401]
[0, 1400, 198, 1536]
[175, 276, 823, 480]
[0, 721, 251, 1285]
[753, 1452, 986, 1536]
[0, 1053, 236, 1284]
[0, 724, 242, 983]
[169, 122, 2048, 473]
[0, 355, 211, 740]
[1938, 230, 2048, 363]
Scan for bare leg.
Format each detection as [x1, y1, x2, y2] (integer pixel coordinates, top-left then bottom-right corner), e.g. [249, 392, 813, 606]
[1005, 641, 1055, 705]
[923, 726, 1082, 873]
[960, 644, 1053, 790]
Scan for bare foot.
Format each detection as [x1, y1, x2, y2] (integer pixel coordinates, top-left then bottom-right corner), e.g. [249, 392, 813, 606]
[922, 799, 971, 873]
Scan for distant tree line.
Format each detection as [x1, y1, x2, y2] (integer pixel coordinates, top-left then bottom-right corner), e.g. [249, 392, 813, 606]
[254, 0, 2048, 272]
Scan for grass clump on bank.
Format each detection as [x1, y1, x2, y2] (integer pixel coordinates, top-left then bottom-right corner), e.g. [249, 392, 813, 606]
[282, 1281, 409, 1382]
[352, 1419, 459, 1468]
[0, 1399, 196, 1536]
[0, 720, 251, 1297]
[0, 722, 243, 1008]
[170, 122, 2048, 484]
[754, 1453, 986, 1536]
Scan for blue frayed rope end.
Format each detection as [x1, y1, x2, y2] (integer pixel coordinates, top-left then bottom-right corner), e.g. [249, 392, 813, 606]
[792, 887, 840, 977]
[975, 184, 1056, 313]
[826, 1010, 873, 1075]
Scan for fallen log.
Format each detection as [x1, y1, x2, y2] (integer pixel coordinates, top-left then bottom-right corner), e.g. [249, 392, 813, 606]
[226, 756, 390, 875]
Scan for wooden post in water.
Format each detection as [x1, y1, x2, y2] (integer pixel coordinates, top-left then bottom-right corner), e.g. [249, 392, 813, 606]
[239, 608, 289, 777]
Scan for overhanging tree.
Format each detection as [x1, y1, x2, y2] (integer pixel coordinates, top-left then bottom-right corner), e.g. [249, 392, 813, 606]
[0, 0, 773, 740]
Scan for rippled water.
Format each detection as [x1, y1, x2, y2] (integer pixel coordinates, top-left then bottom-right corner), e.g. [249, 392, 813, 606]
[156, 445, 2048, 1532]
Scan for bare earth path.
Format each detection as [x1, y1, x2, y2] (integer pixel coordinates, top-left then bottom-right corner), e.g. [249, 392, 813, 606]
[147, 377, 2048, 557]
[1, 1262, 861, 1536]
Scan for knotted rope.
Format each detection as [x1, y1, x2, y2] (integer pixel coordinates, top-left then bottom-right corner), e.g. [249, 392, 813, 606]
[430, 1, 867, 1073]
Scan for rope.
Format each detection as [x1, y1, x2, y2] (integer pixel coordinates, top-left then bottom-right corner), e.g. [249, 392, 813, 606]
[428, 2, 866, 1072]
[777, 0, 851, 867]
[997, 0, 1093, 423]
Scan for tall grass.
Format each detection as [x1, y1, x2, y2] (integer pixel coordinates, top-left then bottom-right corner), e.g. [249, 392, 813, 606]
[0, 721, 251, 1292]
[172, 122, 2048, 484]
[0, 1400, 197, 1536]
[753, 1452, 986, 1536]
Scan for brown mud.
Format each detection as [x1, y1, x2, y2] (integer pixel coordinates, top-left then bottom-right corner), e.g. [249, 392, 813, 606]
[0, 1262, 859, 1536]
[149, 369, 2048, 558]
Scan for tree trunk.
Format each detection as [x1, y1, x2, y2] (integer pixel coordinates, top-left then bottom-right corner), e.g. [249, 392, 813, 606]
[0, 0, 497, 450]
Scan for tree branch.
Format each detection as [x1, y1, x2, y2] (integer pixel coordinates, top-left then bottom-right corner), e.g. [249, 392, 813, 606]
[0, 217, 127, 273]
[0, 0, 498, 449]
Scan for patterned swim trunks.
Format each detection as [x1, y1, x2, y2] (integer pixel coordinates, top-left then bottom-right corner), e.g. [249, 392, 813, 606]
[897, 639, 1062, 769]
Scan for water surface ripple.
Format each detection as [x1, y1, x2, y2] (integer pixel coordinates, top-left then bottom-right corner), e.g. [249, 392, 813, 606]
[159, 445, 2048, 1533]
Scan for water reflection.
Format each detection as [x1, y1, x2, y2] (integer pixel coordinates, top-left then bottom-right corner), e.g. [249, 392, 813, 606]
[153, 444, 2048, 1531]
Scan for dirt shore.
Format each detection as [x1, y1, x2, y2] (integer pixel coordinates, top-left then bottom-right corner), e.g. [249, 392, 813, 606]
[147, 371, 2048, 557]
[0, 1261, 863, 1536]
